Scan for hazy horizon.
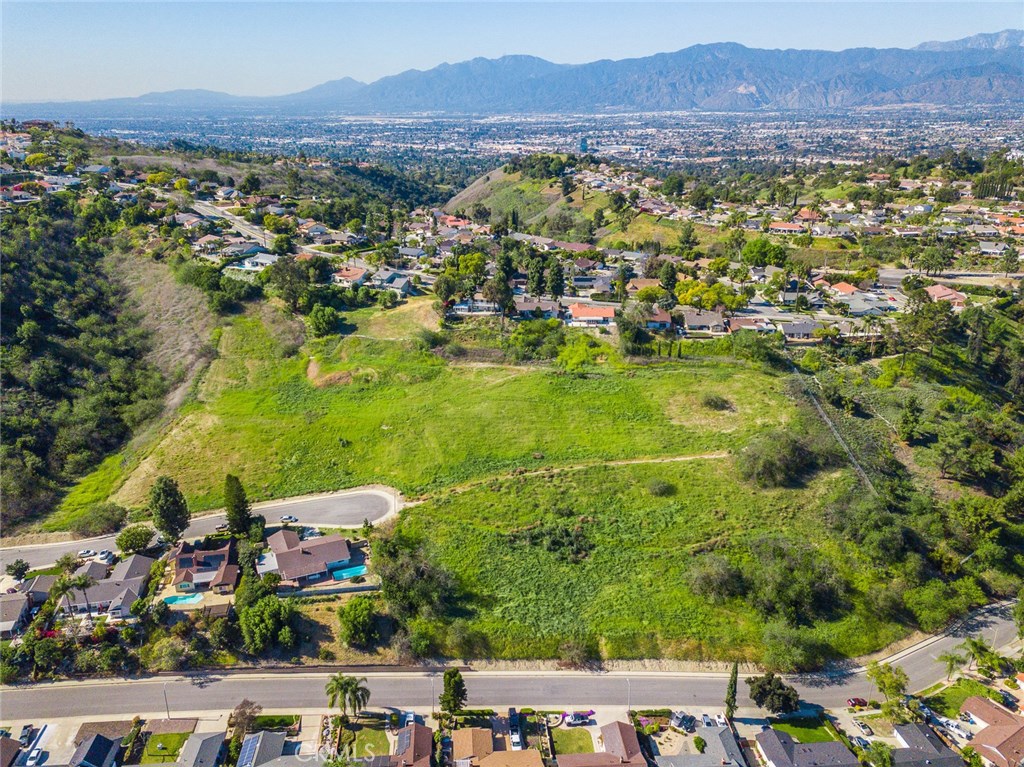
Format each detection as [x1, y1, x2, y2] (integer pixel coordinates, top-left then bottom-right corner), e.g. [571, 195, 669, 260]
[2, 1, 1022, 103]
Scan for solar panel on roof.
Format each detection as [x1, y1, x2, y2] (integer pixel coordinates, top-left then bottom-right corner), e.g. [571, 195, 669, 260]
[397, 730, 411, 756]
[238, 735, 260, 767]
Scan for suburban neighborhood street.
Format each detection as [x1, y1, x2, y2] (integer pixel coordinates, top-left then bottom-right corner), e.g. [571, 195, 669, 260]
[0, 487, 399, 570]
[1, 601, 1016, 720]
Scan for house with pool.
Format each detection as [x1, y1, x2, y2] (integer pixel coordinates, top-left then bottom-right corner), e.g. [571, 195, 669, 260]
[169, 539, 240, 595]
[256, 530, 358, 588]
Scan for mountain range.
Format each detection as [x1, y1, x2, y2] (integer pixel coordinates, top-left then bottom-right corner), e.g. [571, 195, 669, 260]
[8, 30, 1023, 117]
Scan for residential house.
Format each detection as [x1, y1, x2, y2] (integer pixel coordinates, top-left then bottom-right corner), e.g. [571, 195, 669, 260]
[452, 728, 546, 767]
[332, 266, 369, 288]
[755, 729, 858, 767]
[557, 722, 646, 767]
[681, 310, 725, 334]
[176, 733, 226, 767]
[924, 284, 967, 309]
[71, 735, 120, 767]
[768, 222, 805, 234]
[829, 282, 861, 296]
[781, 321, 822, 341]
[0, 736, 21, 767]
[960, 697, 1024, 767]
[256, 530, 352, 587]
[56, 554, 157, 619]
[568, 304, 615, 327]
[372, 270, 413, 297]
[236, 253, 280, 271]
[891, 724, 961, 767]
[398, 246, 427, 259]
[0, 593, 30, 639]
[980, 241, 1009, 256]
[513, 297, 561, 319]
[728, 317, 777, 334]
[452, 295, 501, 316]
[655, 727, 745, 767]
[385, 724, 434, 767]
[646, 307, 673, 331]
[170, 541, 239, 595]
[238, 732, 287, 767]
[626, 278, 661, 295]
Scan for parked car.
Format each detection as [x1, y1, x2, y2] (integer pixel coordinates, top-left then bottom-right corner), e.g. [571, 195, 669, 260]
[847, 698, 868, 708]
[670, 711, 687, 729]
[96, 550, 114, 564]
[509, 708, 523, 751]
[215, 523, 229, 532]
[566, 713, 588, 727]
[852, 737, 870, 749]
[959, 713, 975, 725]
[402, 711, 416, 727]
[77, 549, 96, 559]
[1002, 691, 1018, 709]
[280, 515, 298, 523]
[26, 749, 42, 767]
[19, 726, 32, 747]
[701, 714, 713, 727]
[855, 721, 873, 736]
[715, 714, 727, 727]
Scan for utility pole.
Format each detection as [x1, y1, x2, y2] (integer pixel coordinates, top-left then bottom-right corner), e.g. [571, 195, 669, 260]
[626, 678, 632, 716]
[163, 682, 171, 719]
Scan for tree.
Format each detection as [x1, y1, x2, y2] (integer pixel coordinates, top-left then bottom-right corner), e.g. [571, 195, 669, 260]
[482, 277, 512, 319]
[746, 672, 800, 714]
[725, 661, 738, 719]
[238, 595, 294, 654]
[267, 256, 310, 312]
[962, 748, 984, 767]
[546, 260, 565, 299]
[306, 304, 340, 338]
[693, 736, 707, 754]
[439, 667, 467, 714]
[338, 595, 379, 647]
[937, 651, 965, 681]
[527, 258, 545, 296]
[865, 742, 893, 767]
[239, 173, 262, 194]
[224, 474, 252, 535]
[5, 558, 29, 581]
[957, 635, 995, 670]
[866, 661, 908, 703]
[659, 261, 678, 293]
[325, 673, 371, 717]
[1000, 246, 1019, 277]
[433, 274, 458, 305]
[231, 698, 263, 739]
[56, 553, 79, 574]
[150, 476, 189, 542]
[116, 525, 154, 555]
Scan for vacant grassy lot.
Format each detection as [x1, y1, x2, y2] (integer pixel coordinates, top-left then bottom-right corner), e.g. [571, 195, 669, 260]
[66, 313, 794, 513]
[396, 455, 897, 661]
[769, 717, 835, 744]
[924, 678, 1001, 718]
[140, 732, 190, 764]
[552, 727, 594, 754]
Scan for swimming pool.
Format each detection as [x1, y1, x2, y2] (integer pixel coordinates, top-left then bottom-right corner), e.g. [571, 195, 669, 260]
[331, 565, 368, 581]
[163, 593, 204, 605]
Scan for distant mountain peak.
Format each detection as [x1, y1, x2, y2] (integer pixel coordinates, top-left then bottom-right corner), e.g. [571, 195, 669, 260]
[914, 29, 1024, 51]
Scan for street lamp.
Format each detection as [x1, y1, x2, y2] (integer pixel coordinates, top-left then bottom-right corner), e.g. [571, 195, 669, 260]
[430, 672, 437, 714]
[626, 678, 632, 716]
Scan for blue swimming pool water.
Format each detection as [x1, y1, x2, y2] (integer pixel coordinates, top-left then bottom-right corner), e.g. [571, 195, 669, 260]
[332, 565, 368, 581]
[163, 593, 204, 605]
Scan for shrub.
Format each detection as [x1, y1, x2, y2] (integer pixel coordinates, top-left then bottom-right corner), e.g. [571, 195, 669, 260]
[71, 502, 128, 536]
[693, 736, 707, 754]
[646, 479, 675, 497]
[700, 394, 732, 411]
[737, 430, 816, 488]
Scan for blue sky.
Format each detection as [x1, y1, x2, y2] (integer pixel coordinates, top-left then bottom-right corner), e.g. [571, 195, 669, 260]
[2, 1, 1021, 101]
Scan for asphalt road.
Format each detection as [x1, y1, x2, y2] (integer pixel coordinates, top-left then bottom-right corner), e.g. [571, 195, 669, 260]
[0, 488, 397, 570]
[1, 602, 1017, 720]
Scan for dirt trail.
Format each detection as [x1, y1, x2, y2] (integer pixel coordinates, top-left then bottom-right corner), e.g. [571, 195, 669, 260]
[431, 451, 731, 497]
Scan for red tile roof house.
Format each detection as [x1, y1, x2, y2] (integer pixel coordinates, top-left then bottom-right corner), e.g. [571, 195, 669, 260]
[960, 696, 1024, 767]
[646, 307, 673, 331]
[829, 282, 861, 296]
[568, 304, 616, 327]
[332, 266, 369, 287]
[769, 222, 806, 234]
[925, 284, 967, 309]
[256, 530, 353, 587]
[170, 540, 239, 594]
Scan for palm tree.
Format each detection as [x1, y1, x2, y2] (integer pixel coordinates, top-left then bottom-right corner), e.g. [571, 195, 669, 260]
[345, 676, 371, 718]
[937, 651, 966, 681]
[68, 574, 96, 622]
[326, 672, 349, 715]
[52, 577, 74, 619]
[957, 635, 994, 670]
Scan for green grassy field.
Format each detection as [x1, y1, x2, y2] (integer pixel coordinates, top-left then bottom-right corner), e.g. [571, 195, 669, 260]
[923, 678, 1001, 718]
[552, 726, 595, 754]
[395, 455, 898, 661]
[63, 311, 796, 515]
[346, 719, 390, 758]
[769, 717, 835, 744]
[140, 732, 190, 764]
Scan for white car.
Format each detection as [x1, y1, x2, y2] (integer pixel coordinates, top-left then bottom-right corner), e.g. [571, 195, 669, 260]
[280, 515, 298, 524]
[715, 713, 727, 727]
[26, 749, 42, 767]
[77, 549, 96, 558]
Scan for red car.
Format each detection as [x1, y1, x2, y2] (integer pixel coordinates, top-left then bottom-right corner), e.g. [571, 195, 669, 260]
[847, 698, 868, 707]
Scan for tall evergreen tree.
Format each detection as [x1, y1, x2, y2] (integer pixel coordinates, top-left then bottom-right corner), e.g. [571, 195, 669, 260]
[439, 667, 467, 714]
[546, 260, 565, 299]
[725, 661, 738, 719]
[224, 474, 252, 535]
[150, 476, 189, 542]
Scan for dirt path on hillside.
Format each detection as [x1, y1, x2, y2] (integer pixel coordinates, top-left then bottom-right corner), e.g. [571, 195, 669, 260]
[427, 451, 731, 498]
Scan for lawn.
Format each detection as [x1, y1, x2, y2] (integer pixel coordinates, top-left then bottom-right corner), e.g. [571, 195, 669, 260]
[396, 456, 894, 661]
[345, 719, 390, 758]
[769, 717, 835, 744]
[140, 732, 190, 764]
[251, 715, 299, 730]
[924, 678, 1001, 718]
[66, 313, 797, 514]
[552, 726, 594, 754]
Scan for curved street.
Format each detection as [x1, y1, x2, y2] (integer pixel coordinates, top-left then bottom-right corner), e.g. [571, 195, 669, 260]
[0, 487, 400, 570]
